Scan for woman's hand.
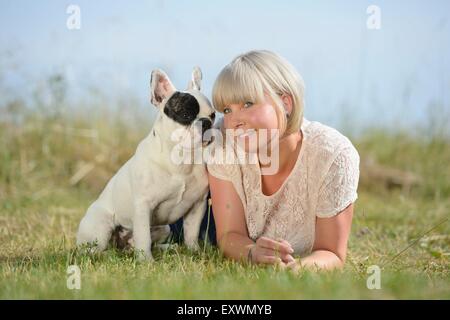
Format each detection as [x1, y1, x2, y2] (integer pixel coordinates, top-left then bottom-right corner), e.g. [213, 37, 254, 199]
[248, 237, 295, 265]
[285, 259, 304, 273]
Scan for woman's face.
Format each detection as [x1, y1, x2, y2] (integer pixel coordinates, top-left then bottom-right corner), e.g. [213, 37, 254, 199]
[222, 95, 280, 154]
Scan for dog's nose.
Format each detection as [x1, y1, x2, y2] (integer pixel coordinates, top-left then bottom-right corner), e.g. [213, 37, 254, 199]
[199, 117, 212, 136]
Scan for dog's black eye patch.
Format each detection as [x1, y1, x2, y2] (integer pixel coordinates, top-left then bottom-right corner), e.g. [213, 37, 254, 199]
[163, 92, 199, 126]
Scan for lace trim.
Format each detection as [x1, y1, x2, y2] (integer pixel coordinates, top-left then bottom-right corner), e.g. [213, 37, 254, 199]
[206, 118, 360, 255]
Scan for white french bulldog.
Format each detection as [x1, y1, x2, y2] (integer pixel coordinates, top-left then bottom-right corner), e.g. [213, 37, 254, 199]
[76, 67, 215, 261]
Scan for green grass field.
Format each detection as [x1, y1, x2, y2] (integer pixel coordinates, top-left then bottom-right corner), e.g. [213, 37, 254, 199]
[0, 105, 449, 299]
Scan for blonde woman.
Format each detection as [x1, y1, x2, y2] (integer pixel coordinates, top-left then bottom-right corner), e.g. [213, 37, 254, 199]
[206, 50, 360, 271]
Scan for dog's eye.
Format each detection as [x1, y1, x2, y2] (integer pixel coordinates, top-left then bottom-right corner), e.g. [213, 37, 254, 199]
[210, 112, 216, 120]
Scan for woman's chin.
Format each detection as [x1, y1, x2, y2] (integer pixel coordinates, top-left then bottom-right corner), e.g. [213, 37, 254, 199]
[241, 142, 269, 155]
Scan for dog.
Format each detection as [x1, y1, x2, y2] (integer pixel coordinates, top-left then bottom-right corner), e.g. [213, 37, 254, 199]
[76, 67, 215, 261]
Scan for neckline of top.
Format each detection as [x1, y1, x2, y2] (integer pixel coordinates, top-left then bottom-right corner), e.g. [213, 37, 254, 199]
[256, 119, 310, 198]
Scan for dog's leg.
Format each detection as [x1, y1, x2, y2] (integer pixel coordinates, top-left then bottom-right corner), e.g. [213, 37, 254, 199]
[152, 225, 174, 251]
[133, 199, 154, 261]
[183, 194, 208, 251]
[151, 225, 171, 244]
[77, 203, 113, 253]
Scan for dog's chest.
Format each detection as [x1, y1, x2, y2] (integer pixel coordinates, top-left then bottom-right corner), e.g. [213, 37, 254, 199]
[152, 169, 208, 224]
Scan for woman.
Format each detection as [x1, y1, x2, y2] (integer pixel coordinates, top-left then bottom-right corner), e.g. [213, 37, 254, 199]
[206, 50, 360, 271]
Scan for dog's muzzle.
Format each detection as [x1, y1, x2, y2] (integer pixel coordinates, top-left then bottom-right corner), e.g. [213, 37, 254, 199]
[199, 117, 214, 147]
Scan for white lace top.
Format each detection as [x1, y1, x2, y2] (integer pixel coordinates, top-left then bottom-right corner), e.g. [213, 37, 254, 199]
[206, 118, 360, 256]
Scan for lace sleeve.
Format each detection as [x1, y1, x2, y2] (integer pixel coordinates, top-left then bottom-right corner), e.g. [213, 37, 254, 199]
[207, 163, 233, 181]
[316, 145, 360, 218]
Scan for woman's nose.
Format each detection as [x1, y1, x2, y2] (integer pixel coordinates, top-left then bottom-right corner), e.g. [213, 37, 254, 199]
[228, 110, 245, 129]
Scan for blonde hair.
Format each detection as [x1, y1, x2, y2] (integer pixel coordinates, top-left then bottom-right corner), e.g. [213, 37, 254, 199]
[212, 50, 305, 136]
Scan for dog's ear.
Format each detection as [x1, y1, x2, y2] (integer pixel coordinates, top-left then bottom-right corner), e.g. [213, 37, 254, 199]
[150, 69, 176, 107]
[187, 66, 202, 91]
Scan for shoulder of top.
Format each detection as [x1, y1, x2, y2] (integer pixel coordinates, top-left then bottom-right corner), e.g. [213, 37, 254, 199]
[302, 119, 356, 156]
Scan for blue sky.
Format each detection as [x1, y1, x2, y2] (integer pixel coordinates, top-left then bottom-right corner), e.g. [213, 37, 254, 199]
[1, 0, 449, 132]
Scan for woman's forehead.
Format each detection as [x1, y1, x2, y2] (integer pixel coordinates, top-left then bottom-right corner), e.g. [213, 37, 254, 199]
[225, 93, 272, 106]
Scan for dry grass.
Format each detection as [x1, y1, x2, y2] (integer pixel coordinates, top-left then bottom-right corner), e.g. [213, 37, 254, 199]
[0, 98, 449, 299]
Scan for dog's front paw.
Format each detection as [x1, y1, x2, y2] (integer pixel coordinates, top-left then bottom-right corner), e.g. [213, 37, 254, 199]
[135, 249, 154, 262]
[185, 241, 200, 252]
[154, 243, 178, 251]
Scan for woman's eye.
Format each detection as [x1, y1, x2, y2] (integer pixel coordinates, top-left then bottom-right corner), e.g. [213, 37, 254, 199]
[223, 108, 231, 114]
[243, 102, 253, 108]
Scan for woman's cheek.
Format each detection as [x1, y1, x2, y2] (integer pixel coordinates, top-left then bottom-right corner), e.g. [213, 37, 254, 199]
[223, 117, 236, 132]
[259, 105, 279, 130]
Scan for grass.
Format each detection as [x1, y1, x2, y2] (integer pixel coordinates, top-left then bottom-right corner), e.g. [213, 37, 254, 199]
[0, 102, 449, 299]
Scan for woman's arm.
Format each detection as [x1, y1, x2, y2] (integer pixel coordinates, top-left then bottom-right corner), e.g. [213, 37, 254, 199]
[208, 172, 254, 262]
[208, 172, 294, 264]
[288, 203, 354, 271]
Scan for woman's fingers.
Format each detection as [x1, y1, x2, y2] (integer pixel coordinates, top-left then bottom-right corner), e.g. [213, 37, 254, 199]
[282, 253, 295, 263]
[258, 247, 294, 263]
[256, 255, 283, 265]
[253, 247, 285, 265]
[278, 239, 294, 249]
[278, 239, 295, 261]
[286, 260, 296, 267]
[251, 237, 296, 266]
[256, 237, 294, 254]
[286, 260, 302, 273]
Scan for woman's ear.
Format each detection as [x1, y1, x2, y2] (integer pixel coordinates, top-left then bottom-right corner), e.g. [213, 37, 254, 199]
[281, 94, 293, 116]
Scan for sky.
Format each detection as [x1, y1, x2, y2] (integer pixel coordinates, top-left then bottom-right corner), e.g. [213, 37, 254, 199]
[0, 0, 449, 133]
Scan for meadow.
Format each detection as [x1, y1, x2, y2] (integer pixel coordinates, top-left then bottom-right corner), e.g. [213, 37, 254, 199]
[0, 84, 449, 299]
